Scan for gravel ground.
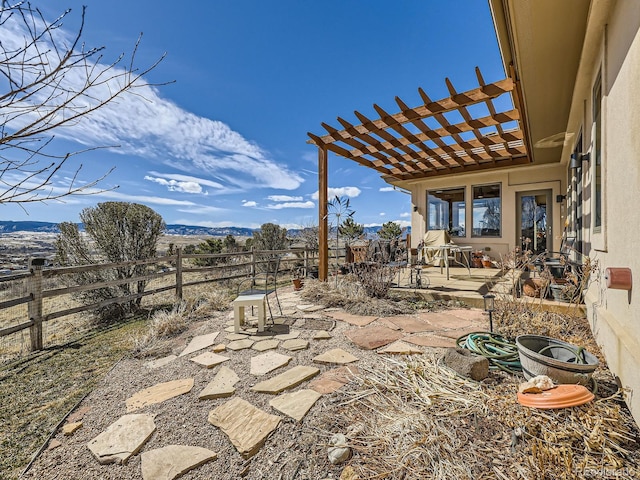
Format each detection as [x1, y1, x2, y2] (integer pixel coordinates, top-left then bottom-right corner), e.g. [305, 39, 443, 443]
[20, 291, 386, 480]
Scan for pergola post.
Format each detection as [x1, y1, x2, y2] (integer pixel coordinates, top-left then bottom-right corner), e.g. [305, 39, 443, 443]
[318, 145, 328, 281]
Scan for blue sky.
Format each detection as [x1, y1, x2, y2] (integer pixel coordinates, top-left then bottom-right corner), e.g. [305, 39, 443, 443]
[2, 0, 505, 230]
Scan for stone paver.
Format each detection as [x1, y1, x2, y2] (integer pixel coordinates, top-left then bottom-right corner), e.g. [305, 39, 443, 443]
[88, 414, 156, 465]
[420, 312, 473, 330]
[179, 332, 220, 357]
[313, 330, 332, 340]
[208, 398, 281, 458]
[281, 339, 309, 351]
[62, 421, 82, 435]
[313, 348, 358, 365]
[250, 351, 292, 376]
[385, 315, 434, 333]
[141, 445, 217, 480]
[249, 335, 274, 341]
[226, 333, 249, 341]
[145, 355, 177, 369]
[310, 366, 359, 394]
[344, 326, 403, 350]
[126, 378, 194, 412]
[252, 339, 280, 351]
[224, 325, 236, 333]
[269, 389, 322, 421]
[447, 308, 487, 322]
[199, 366, 240, 400]
[377, 340, 422, 355]
[190, 352, 230, 368]
[376, 318, 403, 331]
[275, 330, 301, 340]
[403, 335, 456, 348]
[251, 365, 320, 394]
[297, 304, 326, 312]
[226, 339, 255, 351]
[213, 344, 226, 352]
[325, 311, 377, 327]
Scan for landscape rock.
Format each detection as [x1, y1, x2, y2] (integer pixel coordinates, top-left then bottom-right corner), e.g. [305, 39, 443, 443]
[252, 339, 280, 351]
[327, 433, 351, 465]
[377, 341, 422, 355]
[226, 339, 255, 351]
[310, 366, 360, 394]
[141, 444, 217, 480]
[87, 414, 156, 465]
[443, 348, 489, 381]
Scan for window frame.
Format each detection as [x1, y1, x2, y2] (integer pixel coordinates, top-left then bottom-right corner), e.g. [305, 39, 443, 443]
[471, 183, 502, 238]
[426, 186, 466, 237]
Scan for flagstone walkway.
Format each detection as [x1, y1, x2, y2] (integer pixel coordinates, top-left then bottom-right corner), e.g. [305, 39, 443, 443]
[38, 289, 489, 480]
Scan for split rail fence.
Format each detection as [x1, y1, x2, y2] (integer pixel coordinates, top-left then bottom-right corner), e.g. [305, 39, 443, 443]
[0, 247, 323, 356]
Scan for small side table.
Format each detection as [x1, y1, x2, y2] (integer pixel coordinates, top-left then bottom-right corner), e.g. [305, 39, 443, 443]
[232, 293, 267, 333]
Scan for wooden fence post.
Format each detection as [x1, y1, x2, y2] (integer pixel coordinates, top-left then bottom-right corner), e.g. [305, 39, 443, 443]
[304, 250, 309, 276]
[176, 248, 183, 301]
[28, 258, 45, 351]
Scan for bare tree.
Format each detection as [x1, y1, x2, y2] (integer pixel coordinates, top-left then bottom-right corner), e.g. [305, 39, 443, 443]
[0, 1, 167, 206]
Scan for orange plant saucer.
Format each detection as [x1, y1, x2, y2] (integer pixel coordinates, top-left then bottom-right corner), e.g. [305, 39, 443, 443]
[517, 384, 594, 409]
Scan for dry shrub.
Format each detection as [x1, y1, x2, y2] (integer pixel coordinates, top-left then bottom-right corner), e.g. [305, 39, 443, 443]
[130, 303, 189, 358]
[182, 285, 232, 316]
[300, 277, 420, 316]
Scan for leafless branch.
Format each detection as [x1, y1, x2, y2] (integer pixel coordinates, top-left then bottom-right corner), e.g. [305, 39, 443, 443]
[0, 2, 170, 205]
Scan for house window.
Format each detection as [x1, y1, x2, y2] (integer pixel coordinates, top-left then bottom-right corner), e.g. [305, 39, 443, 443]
[427, 187, 465, 237]
[472, 183, 501, 237]
[593, 72, 602, 231]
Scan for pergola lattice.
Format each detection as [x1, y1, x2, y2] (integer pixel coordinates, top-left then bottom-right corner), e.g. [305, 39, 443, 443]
[308, 68, 529, 280]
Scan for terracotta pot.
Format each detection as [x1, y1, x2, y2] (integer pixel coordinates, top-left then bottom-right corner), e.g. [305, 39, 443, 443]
[292, 278, 304, 291]
[482, 260, 493, 268]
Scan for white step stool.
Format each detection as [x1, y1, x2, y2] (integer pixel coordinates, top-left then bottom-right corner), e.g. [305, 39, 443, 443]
[232, 293, 267, 333]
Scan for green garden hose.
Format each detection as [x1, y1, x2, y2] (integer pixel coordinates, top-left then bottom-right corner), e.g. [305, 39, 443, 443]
[456, 332, 522, 374]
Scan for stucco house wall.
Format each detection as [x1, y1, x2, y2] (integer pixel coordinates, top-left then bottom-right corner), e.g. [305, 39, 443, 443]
[406, 163, 566, 262]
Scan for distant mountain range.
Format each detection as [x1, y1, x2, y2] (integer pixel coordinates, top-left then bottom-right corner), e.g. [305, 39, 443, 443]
[0, 220, 405, 237]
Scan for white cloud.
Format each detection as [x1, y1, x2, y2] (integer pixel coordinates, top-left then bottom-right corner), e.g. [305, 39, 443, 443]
[400, 212, 410, 218]
[147, 171, 226, 190]
[311, 186, 362, 200]
[242, 200, 258, 207]
[380, 212, 386, 216]
[144, 175, 203, 194]
[175, 205, 225, 214]
[379, 186, 395, 192]
[265, 201, 315, 210]
[267, 195, 303, 202]
[2, 16, 304, 194]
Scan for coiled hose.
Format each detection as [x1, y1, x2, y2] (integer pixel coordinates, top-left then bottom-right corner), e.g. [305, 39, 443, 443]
[456, 332, 522, 374]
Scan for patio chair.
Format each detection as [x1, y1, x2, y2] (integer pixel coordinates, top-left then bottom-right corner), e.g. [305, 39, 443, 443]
[236, 254, 282, 325]
[419, 230, 452, 267]
[534, 235, 578, 279]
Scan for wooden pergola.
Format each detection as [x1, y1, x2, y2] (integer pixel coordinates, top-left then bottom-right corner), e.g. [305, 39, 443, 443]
[308, 68, 530, 280]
